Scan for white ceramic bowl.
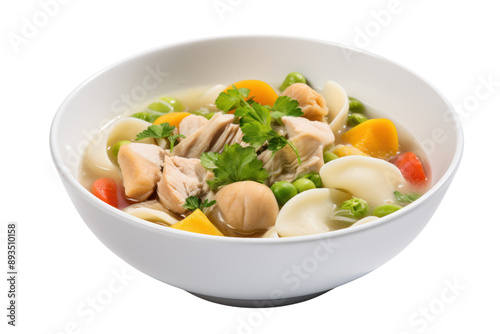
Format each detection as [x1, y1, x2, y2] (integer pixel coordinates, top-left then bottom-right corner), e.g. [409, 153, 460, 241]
[50, 36, 463, 307]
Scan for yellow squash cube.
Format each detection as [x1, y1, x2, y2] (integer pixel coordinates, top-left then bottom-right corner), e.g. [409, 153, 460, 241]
[170, 209, 223, 236]
[341, 118, 399, 160]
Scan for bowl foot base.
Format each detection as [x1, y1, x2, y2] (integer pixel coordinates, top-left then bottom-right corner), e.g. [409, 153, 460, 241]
[188, 289, 331, 308]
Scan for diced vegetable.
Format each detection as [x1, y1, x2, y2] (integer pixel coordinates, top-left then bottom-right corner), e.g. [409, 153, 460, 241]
[347, 113, 368, 127]
[190, 110, 215, 120]
[339, 197, 370, 219]
[341, 118, 399, 159]
[223, 80, 278, 110]
[372, 204, 403, 217]
[394, 191, 421, 203]
[147, 97, 184, 113]
[292, 178, 316, 193]
[92, 178, 119, 208]
[153, 112, 191, 127]
[348, 97, 365, 113]
[332, 144, 369, 158]
[130, 111, 163, 123]
[280, 72, 307, 91]
[170, 209, 223, 236]
[392, 152, 427, 185]
[301, 173, 323, 188]
[111, 140, 131, 158]
[323, 151, 338, 163]
[271, 181, 297, 206]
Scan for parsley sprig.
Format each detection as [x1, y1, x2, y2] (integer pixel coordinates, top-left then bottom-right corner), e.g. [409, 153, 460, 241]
[200, 143, 269, 189]
[215, 86, 303, 163]
[135, 123, 185, 151]
[183, 196, 216, 212]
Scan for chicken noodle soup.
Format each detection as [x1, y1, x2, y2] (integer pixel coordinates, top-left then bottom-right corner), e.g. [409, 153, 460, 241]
[80, 73, 430, 238]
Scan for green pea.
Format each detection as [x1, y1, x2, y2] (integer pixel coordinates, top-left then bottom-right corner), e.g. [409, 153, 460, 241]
[270, 181, 297, 206]
[339, 197, 370, 219]
[372, 204, 403, 218]
[111, 140, 131, 158]
[348, 113, 368, 127]
[280, 72, 307, 91]
[301, 173, 323, 188]
[348, 97, 365, 113]
[147, 97, 184, 113]
[292, 178, 316, 193]
[323, 151, 338, 163]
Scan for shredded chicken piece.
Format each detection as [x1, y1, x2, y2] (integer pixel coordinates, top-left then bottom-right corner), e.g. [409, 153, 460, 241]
[173, 113, 245, 158]
[157, 156, 212, 215]
[259, 116, 334, 184]
[281, 83, 329, 122]
[178, 114, 209, 140]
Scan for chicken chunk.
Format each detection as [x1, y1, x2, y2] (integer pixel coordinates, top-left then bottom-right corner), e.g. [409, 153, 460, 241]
[259, 116, 334, 184]
[157, 156, 212, 215]
[178, 114, 209, 140]
[172, 112, 236, 158]
[281, 83, 329, 122]
[117, 143, 165, 201]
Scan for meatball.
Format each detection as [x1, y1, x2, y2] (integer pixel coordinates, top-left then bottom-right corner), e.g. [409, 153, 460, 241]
[206, 181, 279, 236]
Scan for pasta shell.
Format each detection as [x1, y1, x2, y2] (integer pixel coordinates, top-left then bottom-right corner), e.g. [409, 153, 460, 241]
[276, 189, 351, 237]
[320, 156, 408, 207]
[321, 80, 349, 136]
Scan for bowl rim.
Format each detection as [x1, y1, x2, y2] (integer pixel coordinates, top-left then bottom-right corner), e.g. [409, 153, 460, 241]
[49, 34, 464, 245]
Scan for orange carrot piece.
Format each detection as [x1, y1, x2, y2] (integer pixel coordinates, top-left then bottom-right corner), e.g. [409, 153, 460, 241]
[224, 80, 278, 113]
[153, 112, 192, 127]
[92, 178, 119, 208]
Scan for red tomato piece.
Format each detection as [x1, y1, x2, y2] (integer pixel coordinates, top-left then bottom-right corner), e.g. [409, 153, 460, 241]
[392, 152, 427, 185]
[92, 178, 119, 208]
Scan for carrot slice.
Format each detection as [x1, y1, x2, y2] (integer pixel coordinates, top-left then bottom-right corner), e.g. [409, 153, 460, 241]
[392, 152, 427, 185]
[92, 178, 119, 208]
[224, 80, 278, 113]
[153, 112, 192, 127]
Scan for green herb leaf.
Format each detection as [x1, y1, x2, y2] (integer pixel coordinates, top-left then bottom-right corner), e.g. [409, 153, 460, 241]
[215, 86, 250, 112]
[200, 151, 220, 170]
[168, 134, 185, 151]
[183, 196, 216, 212]
[135, 123, 176, 141]
[236, 103, 272, 126]
[135, 123, 184, 150]
[267, 136, 288, 153]
[235, 101, 301, 163]
[201, 143, 269, 189]
[215, 87, 302, 164]
[270, 96, 304, 120]
[239, 122, 274, 148]
[394, 191, 421, 203]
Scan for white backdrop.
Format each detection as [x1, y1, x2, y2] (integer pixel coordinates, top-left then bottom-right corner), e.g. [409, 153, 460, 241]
[1, 0, 498, 333]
